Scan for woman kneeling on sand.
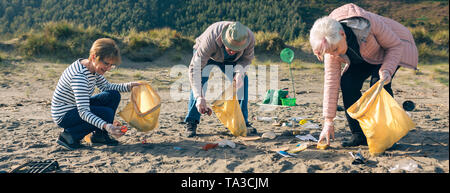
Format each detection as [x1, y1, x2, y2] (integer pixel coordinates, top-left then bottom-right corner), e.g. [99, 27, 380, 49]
[309, 3, 418, 147]
[51, 38, 142, 150]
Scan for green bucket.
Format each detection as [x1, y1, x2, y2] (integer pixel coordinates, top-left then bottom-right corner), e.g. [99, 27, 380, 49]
[281, 98, 296, 106]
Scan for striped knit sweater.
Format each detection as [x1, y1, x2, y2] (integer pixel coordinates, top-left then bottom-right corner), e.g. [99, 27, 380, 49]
[51, 59, 131, 129]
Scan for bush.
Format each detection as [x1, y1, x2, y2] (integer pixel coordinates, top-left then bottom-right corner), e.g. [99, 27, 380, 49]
[287, 35, 312, 53]
[431, 30, 449, 47]
[122, 28, 194, 62]
[410, 27, 433, 45]
[19, 21, 110, 58]
[254, 31, 285, 54]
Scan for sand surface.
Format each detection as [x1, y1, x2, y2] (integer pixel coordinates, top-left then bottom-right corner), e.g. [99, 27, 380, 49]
[0, 57, 448, 173]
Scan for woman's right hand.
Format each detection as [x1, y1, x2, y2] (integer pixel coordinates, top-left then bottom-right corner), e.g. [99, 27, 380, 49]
[318, 118, 335, 145]
[104, 123, 124, 138]
[196, 97, 212, 116]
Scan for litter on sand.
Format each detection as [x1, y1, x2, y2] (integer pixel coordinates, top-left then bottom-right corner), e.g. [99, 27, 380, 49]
[216, 139, 236, 148]
[239, 136, 261, 141]
[270, 146, 290, 152]
[316, 141, 329, 150]
[389, 159, 419, 172]
[349, 152, 365, 165]
[277, 151, 296, 157]
[300, 121, 320, 129]
[261, 131, 276, 139]
[287, 143, 309, 153]
[202, 143, 218, 151]
[295, 134, 318, 142]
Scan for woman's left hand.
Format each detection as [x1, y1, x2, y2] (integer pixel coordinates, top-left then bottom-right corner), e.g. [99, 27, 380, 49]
[318, 119, 335, 145]
[130, 82, 144, 89]
[234, 73, 245, 89]
[379, 70, 391, 85]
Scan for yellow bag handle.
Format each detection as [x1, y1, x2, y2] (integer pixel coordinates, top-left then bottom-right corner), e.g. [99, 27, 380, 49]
[350, 80, 385, 119]
[131, 84, 161, 117]
[211, 82, 238, 105]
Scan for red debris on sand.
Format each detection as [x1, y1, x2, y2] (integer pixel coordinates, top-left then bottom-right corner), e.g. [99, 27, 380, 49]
[202, 143, 218, 151]
[120, 125, 128, 133]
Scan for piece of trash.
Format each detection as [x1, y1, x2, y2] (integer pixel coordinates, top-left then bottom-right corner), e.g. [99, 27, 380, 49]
[295, 134, 318, 142]
[334, 116, 346, 121]
[298, 119, 308, 125]
[292, 130, 301, 135]
[216, 139, 236, 148]
[280, 78, 289, 81]
[300, 122, 320, 129]
[142, 139, 147, 144]
[173, 146, 182, 150]
[389, 159, 419, 172]
[270, 146, 290, 152]
[277, 151, 296, 157]
[261, 131, 276, 139]
[272, 121, 282, 126]
[402, 100, 415, 111]
[202, 143, 218, 151]
[289, 117, 310, 122]
[349, 149, 365, 165]
[282, 122, 293, 127]
[287, 143, 309, 153]
[316, 141, 329, 150]
[239, 136, 261, 141]
[255, 117, 277, 122]
[120, 125, 128, 133]
[84, 133, 93, 145]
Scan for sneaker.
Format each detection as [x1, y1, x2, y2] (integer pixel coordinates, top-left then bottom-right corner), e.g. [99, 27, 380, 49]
[341, 133, 368, 147]
[246, 123, 258, 136]
[183, 121, 198, 138]
[57, 131, 84, 150]
[90, 130, 119, 146]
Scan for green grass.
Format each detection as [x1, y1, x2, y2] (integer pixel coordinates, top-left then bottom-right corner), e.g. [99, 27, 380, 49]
[431, 64, 449, 86]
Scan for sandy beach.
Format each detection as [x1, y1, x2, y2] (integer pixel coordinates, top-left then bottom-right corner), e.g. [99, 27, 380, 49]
[0, 55, 448, 173]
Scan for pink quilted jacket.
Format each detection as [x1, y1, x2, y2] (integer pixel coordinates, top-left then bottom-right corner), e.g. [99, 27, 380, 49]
[322, 3, 418, 119]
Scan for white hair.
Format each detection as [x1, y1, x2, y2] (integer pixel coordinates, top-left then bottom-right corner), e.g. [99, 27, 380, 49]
[309, 16, 343, 60]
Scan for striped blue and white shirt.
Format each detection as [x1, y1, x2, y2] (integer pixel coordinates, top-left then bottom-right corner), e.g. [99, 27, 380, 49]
[51, 59, 131, 129]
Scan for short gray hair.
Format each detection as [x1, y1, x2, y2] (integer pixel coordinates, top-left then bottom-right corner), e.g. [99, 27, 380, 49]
[309, 16, 343, 61]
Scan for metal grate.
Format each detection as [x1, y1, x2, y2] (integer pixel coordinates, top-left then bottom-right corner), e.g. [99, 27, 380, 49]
[10, 160, 60, 173]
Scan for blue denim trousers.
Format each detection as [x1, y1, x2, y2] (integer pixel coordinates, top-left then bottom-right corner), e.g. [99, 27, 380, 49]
[57, 90, 121, 141]
[184, 59, 249, 125]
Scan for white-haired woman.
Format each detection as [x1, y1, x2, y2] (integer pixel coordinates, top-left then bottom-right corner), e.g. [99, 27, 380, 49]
[309, 3, 418, 147]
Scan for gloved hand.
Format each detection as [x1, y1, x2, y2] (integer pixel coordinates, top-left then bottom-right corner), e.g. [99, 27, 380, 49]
[104, 123, 124, 138]
[234, 72, 245, 89]
[196, 97, 212, 116]
[379, 70, 391, 85]
[318, 119, 335, 145]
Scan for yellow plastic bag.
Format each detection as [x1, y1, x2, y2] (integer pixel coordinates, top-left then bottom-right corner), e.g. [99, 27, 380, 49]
[347, 81, 415, 155]
[211, 84, 247, 137]
[119, 81, 161, 132]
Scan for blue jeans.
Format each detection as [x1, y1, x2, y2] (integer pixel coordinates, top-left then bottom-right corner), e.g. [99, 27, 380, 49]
[57, 90, 121, 141]
[184, 59, 249, 125]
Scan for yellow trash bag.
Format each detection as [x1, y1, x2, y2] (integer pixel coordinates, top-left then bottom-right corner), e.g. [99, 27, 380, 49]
[211, 84, 247, 137]
[118, 81, 161, 132]
[347, 80, 415, 156]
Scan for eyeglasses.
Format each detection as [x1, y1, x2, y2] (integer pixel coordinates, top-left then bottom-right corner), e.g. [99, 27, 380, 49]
[101, 60, 116, 69]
